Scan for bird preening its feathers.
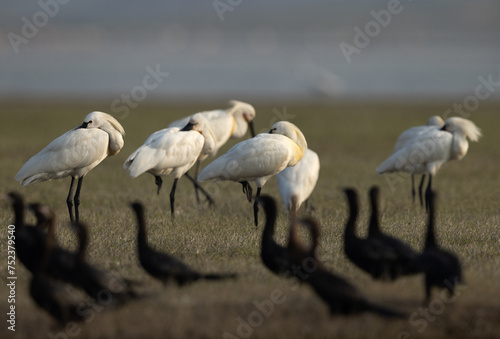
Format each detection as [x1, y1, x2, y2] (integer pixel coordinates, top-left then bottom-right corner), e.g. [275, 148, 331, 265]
[15, 111, 125, 224]
[124, 113, 217, 215]
[167, 100, 256, 203]
[377, 116, 481, 209]
[199, 120, 308, 226]
[10, 106, 474, 326]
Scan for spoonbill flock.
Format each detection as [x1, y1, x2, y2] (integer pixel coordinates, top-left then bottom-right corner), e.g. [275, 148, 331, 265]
[8, 103, 479, 326]
[168, 100, 256, 202]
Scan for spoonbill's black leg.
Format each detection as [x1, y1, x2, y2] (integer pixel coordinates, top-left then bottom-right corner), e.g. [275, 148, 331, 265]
[240, 181, 252, 202]
[253, 187, 262, 227]
[155, 176, 163, 195]
[66, 177, 77, 224]
[74, 177, 84, 224]
[411, 174, 416, 204]
[418, 175, 426, 208]
[424, 175, 432, 212]
[184, 172, 214, 205]
[170, 178, 179, 217]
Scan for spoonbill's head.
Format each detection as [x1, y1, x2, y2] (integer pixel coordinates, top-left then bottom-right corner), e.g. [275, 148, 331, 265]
[441, 117, 482, 142]
[427, 115, 444, 127]
[269, 121, 308, 151]
[228, 100, 256, 137]
[187, 113, 216, 155]
[81, 111, 126, 137]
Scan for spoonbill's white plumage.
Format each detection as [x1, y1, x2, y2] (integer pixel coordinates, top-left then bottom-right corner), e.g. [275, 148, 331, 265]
[198, 121, 307, 226]
[15, 111, 125, 224]
[393, 116, 444, 152]
[277, 149, 320, 211]
[377, 117, 481, 208]
[391, 116, 445, 205]
[169, 100, 256, 157]
[168, 100, 256, 203]
[124, 113, 216, 215]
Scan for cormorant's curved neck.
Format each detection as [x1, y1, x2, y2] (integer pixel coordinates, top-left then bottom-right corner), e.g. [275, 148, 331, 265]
[9, 193, 25, 229]
[262, 199, 277, 239]
[368, 188, 380, 236]
[133, 204, 149, 250]
[344, 191, 359, 239]
[75, 223, 88, 262]
[425, 194, 437, 249]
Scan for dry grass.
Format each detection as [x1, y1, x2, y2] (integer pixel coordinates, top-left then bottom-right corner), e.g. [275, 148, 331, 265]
[1, 100, 499, 339]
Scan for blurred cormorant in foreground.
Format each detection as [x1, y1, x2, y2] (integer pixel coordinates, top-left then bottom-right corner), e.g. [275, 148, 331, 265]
[131, 202, 236, 286]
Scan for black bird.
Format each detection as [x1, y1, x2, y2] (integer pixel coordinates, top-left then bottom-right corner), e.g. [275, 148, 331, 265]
[343, 188, 404, 280]
[131, 202, 236, 286]
[29, 202, 52, 230]
[5, 192, 46, 273]
[367, 186, 421, 278]
[257, 195, 290, 275]
[288, 215, 404, 317]
[25, 204, 80, 283]
[416, 190, 463, 303]
[29, 203, 88, 326]
[26, 204, 136, 304]
[72, 221, 138, 305]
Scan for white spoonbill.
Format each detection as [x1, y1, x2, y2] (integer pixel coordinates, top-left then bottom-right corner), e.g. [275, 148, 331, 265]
[198, 121, 308, 226]
[15, 111, 125, 224]
[392, 115, 444, 205]
[124, 113, 216, 216]
[277, 149, 320, 212]
[377, 117, 481, 209]
[168, 100, 256, 202]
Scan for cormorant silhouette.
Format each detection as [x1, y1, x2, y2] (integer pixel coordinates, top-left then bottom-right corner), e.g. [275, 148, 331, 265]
[367, 186, 421, 279]
[5, 192, 45, 273]
[131, 202, 236, 286]
[416, 190, 463, 303]
[72, 221, 138, 304]
[29, 203, 88, 325]
[257, 195, 290, 275]
[289, 214, 404, 317]
[343, 188, 405, 280]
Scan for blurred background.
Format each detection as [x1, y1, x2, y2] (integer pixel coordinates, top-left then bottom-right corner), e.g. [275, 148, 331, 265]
[1, 0, 499, 103]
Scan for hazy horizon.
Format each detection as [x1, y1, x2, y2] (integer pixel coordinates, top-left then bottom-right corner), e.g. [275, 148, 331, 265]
[1, 1, 499, 102]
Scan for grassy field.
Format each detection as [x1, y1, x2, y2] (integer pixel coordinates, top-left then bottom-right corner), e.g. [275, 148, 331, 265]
[1, 100, 499, 339]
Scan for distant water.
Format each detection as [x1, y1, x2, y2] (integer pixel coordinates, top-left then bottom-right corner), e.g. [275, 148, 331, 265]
[1, 1, 499, 101]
